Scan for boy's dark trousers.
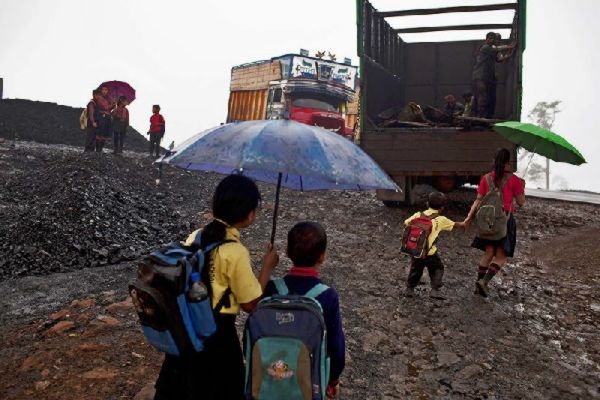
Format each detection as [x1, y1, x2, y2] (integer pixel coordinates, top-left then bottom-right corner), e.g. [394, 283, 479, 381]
[149, 132, 162, 157]
[113, 130, 126, 153]
[406, 253, 445, 290]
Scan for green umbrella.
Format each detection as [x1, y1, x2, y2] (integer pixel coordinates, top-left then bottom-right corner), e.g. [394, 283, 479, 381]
[493, 121, 586, 165]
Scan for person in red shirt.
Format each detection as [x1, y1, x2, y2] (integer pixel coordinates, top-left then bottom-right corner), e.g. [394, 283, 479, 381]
[148, 104, 165, 157]
[111, 96, 129, 154]
[465, 148, 525, 297]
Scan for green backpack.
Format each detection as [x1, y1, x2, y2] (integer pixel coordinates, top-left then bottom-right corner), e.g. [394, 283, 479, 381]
[475, 173, 510, 240]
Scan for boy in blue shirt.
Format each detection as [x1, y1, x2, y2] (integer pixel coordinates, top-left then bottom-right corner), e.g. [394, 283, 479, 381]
[263, 221, 345, 398]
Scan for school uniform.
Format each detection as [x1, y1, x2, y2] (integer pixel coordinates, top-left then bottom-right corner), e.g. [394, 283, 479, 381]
[154, 227, 262, 400]
[404, 208, 455, 289]
[471, 172, 524, 257]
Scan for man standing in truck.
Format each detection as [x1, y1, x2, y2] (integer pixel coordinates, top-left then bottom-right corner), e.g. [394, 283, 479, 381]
[472, 32, 516, 118]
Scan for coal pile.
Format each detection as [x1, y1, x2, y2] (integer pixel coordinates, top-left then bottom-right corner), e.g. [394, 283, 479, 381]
[0, 99, 150, 152]
[0, 145, 219, 280]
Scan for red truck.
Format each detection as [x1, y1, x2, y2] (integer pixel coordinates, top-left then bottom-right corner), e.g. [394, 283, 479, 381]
[227, 53, 359, 138]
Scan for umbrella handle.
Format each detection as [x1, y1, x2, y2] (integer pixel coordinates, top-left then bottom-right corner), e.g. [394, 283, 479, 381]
[270, 173, 282, 245]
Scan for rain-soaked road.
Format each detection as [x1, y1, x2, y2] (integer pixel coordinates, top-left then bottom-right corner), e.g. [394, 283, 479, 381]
[525, 188, 600, 205]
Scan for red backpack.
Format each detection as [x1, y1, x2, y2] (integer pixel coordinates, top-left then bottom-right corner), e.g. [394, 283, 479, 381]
[401, 212, 438, 258]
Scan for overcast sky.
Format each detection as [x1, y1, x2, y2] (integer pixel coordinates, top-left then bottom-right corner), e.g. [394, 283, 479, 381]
[1, 0, 599, 191]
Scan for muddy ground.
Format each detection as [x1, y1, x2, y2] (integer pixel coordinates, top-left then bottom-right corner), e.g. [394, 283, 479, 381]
[0, 142, 599, 400]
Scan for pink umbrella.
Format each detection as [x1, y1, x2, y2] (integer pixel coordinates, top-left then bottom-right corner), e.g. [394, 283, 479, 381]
[97, 80, 136, 104]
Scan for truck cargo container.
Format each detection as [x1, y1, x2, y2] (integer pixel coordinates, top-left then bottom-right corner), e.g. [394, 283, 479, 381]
[357, 0, 525, 204]
[227, 53, 359, 138]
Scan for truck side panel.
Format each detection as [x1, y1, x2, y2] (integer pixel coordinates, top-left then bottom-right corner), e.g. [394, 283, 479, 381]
[227, 90, 268, 122]
[227, 60, 282, 122]
[361, 129, 515, 176]
[229, 61, 282, 91]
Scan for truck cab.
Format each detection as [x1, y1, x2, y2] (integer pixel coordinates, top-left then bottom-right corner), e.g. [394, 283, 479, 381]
[228, 53, 358, 139]
[266, 81, 350, 136]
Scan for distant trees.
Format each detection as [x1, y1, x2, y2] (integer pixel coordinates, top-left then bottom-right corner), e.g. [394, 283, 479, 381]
[518, 100, 561, 190]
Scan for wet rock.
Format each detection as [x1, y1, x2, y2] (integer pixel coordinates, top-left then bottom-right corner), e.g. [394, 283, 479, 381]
[437, 351, 461, 367]
[456, 364, 483, 380]
[44, 320, 75, 336]
[81, 367, 119, 379]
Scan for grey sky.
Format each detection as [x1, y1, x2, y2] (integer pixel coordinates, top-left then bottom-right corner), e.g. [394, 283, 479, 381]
[1, 0, 598, 191]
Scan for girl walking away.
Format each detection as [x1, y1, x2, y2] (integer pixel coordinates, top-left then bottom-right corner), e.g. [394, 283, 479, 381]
[465, 148, 525, 297]
[153, 174, 279, 400]
[110, 96, 129, 154]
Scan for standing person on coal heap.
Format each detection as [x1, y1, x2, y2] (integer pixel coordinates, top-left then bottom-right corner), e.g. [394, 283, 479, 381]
[83, 89, 101, 152]
[110, 96, 129, 154]
[95, 85, 115, 152]
[147, 104, 165, 158]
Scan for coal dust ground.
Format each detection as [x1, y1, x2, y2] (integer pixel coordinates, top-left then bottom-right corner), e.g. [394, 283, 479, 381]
[0, 142, 599, 400]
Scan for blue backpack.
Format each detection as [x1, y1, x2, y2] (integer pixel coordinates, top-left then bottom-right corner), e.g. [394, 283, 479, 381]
[128, 233, 232, 356]
[243, 278, 330, 400]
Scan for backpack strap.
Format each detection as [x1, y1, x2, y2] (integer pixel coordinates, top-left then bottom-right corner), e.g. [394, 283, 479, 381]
[273, 278, 289, 295]
[485, 173, 495, 189]
[486, 172, 511, 190]
[305, 283, 329, 299]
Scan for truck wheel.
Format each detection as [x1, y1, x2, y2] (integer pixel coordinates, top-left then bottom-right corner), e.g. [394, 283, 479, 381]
[435, 176, 457, 193]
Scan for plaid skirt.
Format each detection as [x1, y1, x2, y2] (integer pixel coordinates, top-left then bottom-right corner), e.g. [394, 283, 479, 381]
[471, 213, 517, 257]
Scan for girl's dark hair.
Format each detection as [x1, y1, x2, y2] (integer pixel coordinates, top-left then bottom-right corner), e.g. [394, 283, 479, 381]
[287, 221, 327, 267]
[493, 147, 511, 185]
[200, 174, 261, 248]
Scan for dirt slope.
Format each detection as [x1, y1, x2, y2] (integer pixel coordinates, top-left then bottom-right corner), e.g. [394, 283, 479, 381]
[0, 142, 599, 399]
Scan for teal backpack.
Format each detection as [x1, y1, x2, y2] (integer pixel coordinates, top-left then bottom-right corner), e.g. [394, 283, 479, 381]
[243, 279, 330, 400]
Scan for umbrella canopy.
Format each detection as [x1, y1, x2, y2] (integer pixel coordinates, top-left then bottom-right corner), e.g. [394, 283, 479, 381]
[161, 119, 398, 242]
[162, 119, 398, 191]
[98, 80, 136, 104]
[493, 121, 586, 165]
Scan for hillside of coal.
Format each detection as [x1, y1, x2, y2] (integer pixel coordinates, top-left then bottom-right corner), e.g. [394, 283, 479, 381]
[0, 144, 221, 281]
[0, 98, 149, 152]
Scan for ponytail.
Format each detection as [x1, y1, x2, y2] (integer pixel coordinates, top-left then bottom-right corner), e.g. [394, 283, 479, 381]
[492, 148, 511, 186]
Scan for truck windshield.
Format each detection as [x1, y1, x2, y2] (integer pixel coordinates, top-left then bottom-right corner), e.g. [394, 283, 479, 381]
[292, 98, 338, 112]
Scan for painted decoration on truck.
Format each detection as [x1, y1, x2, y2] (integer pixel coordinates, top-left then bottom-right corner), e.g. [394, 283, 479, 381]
[292, 57, 317, 79]
[318, 64, 333, 81]
[289, 56, 357, 90]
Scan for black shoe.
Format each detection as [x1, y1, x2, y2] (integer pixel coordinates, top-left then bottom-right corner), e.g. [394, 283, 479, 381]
[476, 279, 489, 297]
[430, 288, 446, 300]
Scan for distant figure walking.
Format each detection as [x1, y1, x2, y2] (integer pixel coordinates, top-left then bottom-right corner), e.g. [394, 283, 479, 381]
[471, 32, 516, 118]
[148, 104, 165, 158]
[465, 148, 525, 297]
[83, 89, 100, 152]
[111, 96, 129, 154]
